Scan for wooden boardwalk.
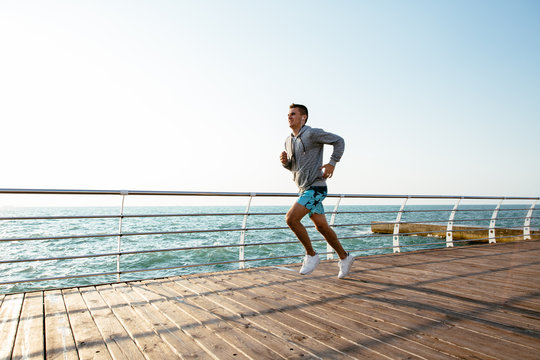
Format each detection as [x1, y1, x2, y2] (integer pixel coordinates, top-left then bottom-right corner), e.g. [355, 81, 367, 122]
[1, 240, 539, 359]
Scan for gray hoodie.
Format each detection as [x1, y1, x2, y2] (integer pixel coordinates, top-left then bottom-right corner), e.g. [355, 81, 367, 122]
[283, 125, 345, 192]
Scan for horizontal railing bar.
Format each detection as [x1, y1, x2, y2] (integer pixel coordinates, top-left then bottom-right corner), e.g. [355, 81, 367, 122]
[351, 231, 529, 242]
[0, 210, 440, 222]
[0, 253, 304, 286]
[335, 220, 539, 229]
[4, 217, 538, 243]
[1, 252, 118, 264]
[392, 228, 505, 236]
[358, 234, 503, 249]
[372, 216, 540, 225]
[121, 254, 308, 274]
[350, 233, 527, 252]
[5, 233, 529, 287]
[0, 189, 291, 197]
[0, 233, 120, 242]
[337, 208, 537, 214]
[1, 188, 538, 200]
[3, 208, 537, 223]
[4, 225, 528, 265]
[0, 215, 123, 221]
[0, 225, 300, 242]
[342, 228, 486, 238]
[2, 207, 537, 223]
[0, 211, 465, 221]
[331, 234, 524, 256]
[0, 239, 304, 264]
[0, 235, 441, 265]
[458, 216, 540, 221]
[2, 232, 530, 287]
[0, 212, 288, 222]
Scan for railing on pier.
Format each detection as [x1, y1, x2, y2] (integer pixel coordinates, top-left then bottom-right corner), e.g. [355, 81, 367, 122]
[0, 189, 538, 294]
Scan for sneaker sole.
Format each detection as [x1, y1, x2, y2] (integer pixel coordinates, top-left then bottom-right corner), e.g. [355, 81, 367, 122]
[338, 257, 355, 279]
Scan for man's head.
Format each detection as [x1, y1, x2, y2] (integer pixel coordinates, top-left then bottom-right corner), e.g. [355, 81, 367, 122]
[288, 103, 309, 129]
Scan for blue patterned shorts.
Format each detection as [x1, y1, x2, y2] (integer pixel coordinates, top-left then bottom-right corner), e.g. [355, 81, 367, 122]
[297, 186, 328, 217]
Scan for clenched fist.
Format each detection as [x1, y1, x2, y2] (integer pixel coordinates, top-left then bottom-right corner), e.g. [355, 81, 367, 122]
[280, 151, 288, 165]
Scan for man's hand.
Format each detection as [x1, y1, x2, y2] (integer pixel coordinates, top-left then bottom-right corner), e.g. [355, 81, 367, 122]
[280, 151, 288, 165]
[320, 164, 335, 178]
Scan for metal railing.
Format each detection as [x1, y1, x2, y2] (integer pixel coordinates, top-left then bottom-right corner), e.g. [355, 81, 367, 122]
[0, 188, 538, 294]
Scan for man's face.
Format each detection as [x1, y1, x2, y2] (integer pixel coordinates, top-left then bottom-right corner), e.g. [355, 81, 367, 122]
[288, 107, 305, 129]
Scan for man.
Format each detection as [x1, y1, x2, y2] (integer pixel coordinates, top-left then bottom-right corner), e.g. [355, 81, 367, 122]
[280, 103, 354, 278]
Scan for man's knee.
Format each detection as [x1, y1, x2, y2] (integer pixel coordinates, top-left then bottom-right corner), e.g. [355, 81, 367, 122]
[285, 212, 300, 227]
[286, 203, 309, 227]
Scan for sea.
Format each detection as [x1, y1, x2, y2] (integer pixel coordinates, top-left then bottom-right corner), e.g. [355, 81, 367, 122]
[1, 205, 537, 294]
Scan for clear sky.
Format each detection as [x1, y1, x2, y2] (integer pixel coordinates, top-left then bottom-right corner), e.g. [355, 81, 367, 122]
[1, 0, 539, 204]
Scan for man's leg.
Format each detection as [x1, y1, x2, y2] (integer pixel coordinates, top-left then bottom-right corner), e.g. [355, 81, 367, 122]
[310, 213, 347, 260]
[285, 202, 316, 255]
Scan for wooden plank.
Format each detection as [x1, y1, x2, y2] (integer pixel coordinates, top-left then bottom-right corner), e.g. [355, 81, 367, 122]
[355, 254, 540, 328]
[44, 290, 78, 360]
[208, 273, 403, 359]
[12, 292, 44, 360]
[354, 273, 540, 351]
[158, 278, 284, 359]
[80, 287, 146, 360]
[327, 255, 540, 343]
[0, 293, 24, 360]
[364, 247, 540, 291]
[172, 276, 324, 359]
[352, 265, 540, 338]
[111, 282, 210, 359]
[357, 258, 540, 307]
[96, 284, 180, 359]
[172, 276, 313, 359]
[385, 257, 540, 290]
[62, 288, 112, 360]
[165, 278, 296, 359]
[222, 270, 455, 360]
[146, 279, 266, 359]
[137, 280, 251, 360]
[277, 262, 540, 358]
[171, 276, 354, 359]
[355, 245, 540, 296]
[274, 267, 530, 359]
[257, 269, 487, 359]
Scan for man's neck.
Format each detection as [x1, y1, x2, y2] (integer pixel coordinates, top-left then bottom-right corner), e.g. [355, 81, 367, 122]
[291, 124, 304, 137]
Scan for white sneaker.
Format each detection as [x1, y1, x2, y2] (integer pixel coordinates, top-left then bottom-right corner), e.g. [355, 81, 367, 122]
[299, 254, 320, 275]
[338, 254, 355, 279]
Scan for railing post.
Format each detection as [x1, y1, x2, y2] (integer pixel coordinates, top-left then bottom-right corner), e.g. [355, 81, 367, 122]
[393, 198, 408, 253]
[489, 199, 503, 244]
[239, 193, 254, 269]
[327, 194, 344, 260]
[117, 191, 128, 281]
[523, 200, 537, 240]
[446, 198, 462, 247]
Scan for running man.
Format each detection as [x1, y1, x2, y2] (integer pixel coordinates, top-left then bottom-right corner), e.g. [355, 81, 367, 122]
[280, 103, 354, 278]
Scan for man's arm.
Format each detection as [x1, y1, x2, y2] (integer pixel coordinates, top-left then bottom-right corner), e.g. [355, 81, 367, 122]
[312, 128, 345, 167]
[280, 151, 292, 170]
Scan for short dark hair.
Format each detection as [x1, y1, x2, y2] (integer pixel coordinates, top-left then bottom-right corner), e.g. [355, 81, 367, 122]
[290, 103, 308, 122]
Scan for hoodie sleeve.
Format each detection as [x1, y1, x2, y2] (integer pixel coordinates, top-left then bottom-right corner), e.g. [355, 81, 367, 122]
[282, 137, 293, 170]
[311, 128, 345, 166]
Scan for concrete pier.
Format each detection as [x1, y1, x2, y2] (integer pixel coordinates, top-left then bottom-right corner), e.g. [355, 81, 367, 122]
[371, 221, 540, 242]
